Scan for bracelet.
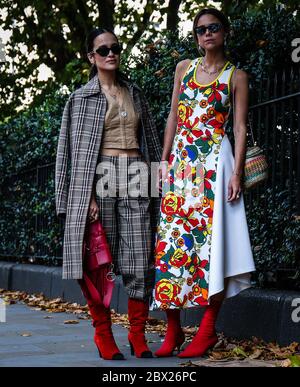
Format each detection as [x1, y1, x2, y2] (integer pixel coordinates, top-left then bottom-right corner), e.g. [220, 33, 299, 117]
[233, 171, 242, 176]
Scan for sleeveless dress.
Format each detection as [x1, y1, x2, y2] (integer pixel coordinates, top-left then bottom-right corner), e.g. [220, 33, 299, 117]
[150, 57, 256, 310]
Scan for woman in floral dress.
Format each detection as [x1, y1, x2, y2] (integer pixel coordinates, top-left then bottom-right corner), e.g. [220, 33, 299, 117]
[151, 8, 256, 358]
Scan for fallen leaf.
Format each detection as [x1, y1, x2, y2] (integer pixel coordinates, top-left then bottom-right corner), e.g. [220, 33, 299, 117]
[154, 68, 165, 78]
[171, 50, 180, 58]
[73, 309, 86, 314]
[289, 355, 300, 367]
[280, 359, 292, 367]
[49, 298, 63, 304]
[287, 342, 299, 352]
[64, 320, 79, 324]
[225, 343, 236, 351]
[249, 349, 263, 359]
[232, 346, 248, 358]
[210, 350, 232, 360]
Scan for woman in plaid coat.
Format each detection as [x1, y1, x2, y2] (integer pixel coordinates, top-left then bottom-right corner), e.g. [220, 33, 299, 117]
[55, 28, 162, 360]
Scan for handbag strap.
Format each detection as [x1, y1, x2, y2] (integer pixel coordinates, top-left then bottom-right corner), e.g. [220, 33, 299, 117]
[78, 269, 114, 309]
[232, 68, 256, 147]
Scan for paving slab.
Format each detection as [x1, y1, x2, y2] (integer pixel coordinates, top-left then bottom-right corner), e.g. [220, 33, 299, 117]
[0, 302, 184, 367]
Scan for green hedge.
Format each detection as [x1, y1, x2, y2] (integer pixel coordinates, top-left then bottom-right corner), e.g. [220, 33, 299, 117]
[0, 90, 68, 264]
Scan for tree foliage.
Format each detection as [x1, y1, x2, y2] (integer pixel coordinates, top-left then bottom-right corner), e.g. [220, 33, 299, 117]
[0, 0, 299, 120]
[0, 0, 209, 120]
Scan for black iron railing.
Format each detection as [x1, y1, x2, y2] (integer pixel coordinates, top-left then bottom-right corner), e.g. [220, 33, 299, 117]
[0, 162, 63, 262]
[245, 64, 300, 215]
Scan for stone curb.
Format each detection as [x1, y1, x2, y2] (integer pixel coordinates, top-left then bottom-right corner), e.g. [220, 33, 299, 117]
[0, 262, 299, 346]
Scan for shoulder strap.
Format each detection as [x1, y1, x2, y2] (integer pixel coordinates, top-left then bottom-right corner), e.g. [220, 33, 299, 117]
[180, 58, 195, 83]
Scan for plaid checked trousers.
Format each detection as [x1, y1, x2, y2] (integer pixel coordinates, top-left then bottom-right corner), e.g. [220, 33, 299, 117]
[94, 154, 154, 300]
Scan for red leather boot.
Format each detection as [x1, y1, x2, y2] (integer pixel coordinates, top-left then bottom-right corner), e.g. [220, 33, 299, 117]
[177, 300, 222, 358]
[127, 298, 153, 358]
[154, 309, 185, 357]
[88, 303, 125, 360]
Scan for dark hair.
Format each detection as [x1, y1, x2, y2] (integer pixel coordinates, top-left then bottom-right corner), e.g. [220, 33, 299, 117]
[192, 8, 230, 52]
[86, 28, 128, 83]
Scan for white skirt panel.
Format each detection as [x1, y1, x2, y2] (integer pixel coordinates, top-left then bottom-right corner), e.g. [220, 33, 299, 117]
[208, 134, 256, 302]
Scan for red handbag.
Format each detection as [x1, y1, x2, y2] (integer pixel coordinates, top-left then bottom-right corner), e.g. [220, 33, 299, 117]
[77, 219, 115, 308]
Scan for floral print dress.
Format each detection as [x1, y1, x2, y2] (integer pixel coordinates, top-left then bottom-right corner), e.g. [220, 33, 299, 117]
[150, 57, 256, 310]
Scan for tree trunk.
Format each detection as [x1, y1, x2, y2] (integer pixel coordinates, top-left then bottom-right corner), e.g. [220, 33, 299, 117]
[97, 0, 115, 30]
[221, 0, 232, 14]
[166, 0, 182, 31]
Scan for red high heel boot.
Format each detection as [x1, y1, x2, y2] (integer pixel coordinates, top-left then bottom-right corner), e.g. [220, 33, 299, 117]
[127, 298, 153, 358]
[88, 303, 125, 360]
[155, 309, 185, 357]
[177, 300, 222, 358]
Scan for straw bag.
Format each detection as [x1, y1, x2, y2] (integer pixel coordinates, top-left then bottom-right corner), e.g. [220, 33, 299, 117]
[231, 69, 268, 190]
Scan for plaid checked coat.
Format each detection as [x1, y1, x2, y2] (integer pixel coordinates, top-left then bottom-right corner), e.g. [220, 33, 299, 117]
[55, 75, 162, 279]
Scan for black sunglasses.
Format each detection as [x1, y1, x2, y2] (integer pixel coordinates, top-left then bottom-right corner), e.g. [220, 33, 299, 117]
[93, 43, 122, 57]
[194, 23, 223, 36]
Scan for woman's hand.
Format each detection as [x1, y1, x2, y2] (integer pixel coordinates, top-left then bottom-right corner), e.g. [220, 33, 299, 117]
[88, 196, 99, 222]
[227, 174, 243, 202]
[157, 161, 169, 194]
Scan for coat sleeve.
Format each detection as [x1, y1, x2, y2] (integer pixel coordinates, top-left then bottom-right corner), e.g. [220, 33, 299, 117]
[55, 95, 72, 219]
[140, 92, 163, 162]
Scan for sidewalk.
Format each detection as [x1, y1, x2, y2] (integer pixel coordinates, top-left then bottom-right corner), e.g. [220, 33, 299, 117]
[0, 302, 182, 367]
[1, 297, 298, 367]
[1, 262, 299, 347]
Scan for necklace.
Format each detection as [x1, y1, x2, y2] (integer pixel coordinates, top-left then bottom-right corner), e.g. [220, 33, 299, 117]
[200, 58, 226, 76]
[101, 84, 120, 100]
[119, 88, 127, 118]
[101, 84, 128, 118]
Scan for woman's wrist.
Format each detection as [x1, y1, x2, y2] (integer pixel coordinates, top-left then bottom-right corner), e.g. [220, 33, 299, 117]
[232, 169, 243, 176]
[231, 172, 242, 180]
[161, 150, 170, 162]
[90, 189, 96, 201]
